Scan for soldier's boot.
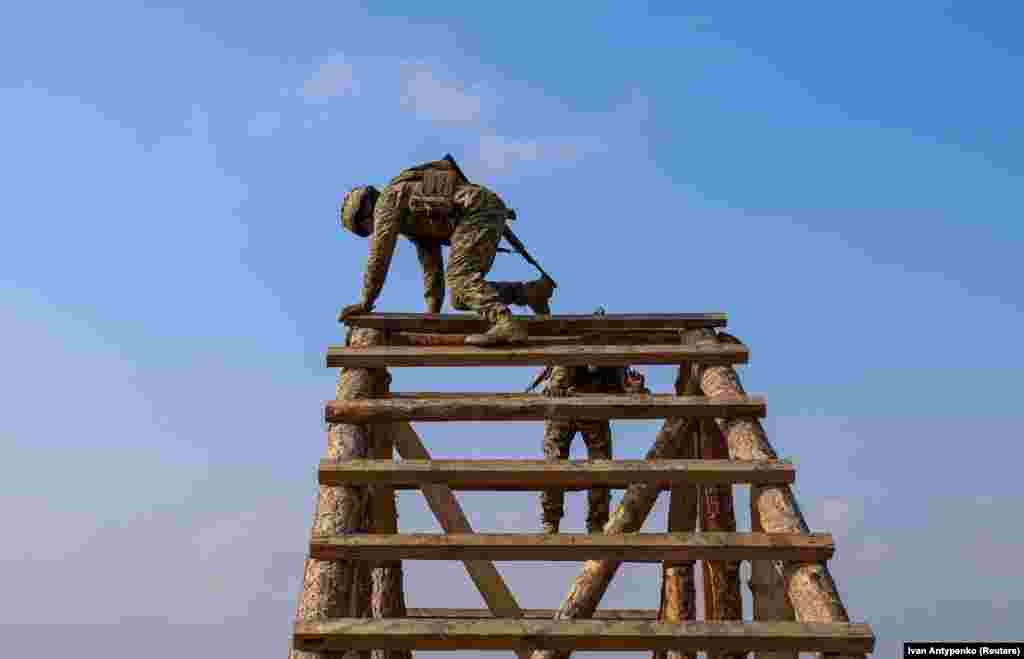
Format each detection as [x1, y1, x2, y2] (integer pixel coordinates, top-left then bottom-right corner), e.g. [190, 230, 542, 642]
[465, 311, 528, 346]
[523, 276, 555, 315]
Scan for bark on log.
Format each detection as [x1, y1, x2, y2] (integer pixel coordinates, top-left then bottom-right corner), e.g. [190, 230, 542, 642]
[368, 363, 412, 659]
[698, 330, 859, 659]
[749, 486, 798, 659]
[655, 425, 700, 659]
[290, 328, 388, 659]
[325, 341, 748, 369]
[699, 419, 744, 659]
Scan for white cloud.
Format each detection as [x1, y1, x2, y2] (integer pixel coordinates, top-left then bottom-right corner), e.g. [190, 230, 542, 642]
[399, 62, 490, 123]
[854, 535, 891, 563]
[814, 496, 867, 539]
[301, 53, 360, 101]
[246, 110, 281, 137]
[475, 133, 608, 173]
[192, 511, 261, 561]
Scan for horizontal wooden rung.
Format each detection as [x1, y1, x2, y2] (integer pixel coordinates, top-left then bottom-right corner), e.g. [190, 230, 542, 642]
[344, 312, 727, 334]
[309, 532, 833, 563]
[326, 342, 748, 368]
[325, 393, 766, 423]
[404, 608, 658, 620]
[397, 331, 697, 347]
[319, 459, 795, 490]
[293, 618, 875, 653]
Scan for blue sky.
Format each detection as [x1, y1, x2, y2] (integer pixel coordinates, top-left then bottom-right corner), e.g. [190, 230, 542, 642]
[2, 1, 1022, 657]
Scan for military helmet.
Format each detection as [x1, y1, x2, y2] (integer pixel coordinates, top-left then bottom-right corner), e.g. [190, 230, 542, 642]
[340, 185, 380, 237]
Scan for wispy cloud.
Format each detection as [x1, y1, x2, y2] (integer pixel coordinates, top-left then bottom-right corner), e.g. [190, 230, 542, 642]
[475, 133, 608, 173]
[399, 61, 493, 123]
[301, 53, 360, 102]
[247, 110, 281, 137]
[292, 53, 615, 176]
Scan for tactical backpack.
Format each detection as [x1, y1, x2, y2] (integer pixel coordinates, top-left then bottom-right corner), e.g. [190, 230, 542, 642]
[380, 158, 470, 245]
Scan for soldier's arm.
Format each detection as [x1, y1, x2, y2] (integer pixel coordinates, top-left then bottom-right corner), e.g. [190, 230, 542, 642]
[360, 186, 403, 308]
[543, 366, 575, 397]
[622, 367, 649, 394]
[415, 240, 445, 313]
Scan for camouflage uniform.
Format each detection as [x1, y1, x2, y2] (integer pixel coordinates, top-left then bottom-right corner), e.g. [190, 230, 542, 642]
[539, 365, 629, 534]
[359, 160, 527, 323]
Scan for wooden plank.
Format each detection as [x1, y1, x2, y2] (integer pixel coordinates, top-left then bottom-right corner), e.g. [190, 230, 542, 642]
[389, 422, 530, 659]
[404, 608, 658, 620]
[309, 532, 834, 563]
[319, 459, 796, 490]
[395, 331, 691, 346]
[345, 312, 727, 334]
[326, 342, 749, 368]
[293, 619, 875, 653]
[325, 393, 766, 423]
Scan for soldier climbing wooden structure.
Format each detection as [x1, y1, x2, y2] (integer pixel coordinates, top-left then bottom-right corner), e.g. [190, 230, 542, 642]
[288, 312, 875, 658]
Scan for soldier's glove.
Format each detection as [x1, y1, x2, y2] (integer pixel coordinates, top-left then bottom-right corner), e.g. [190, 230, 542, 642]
[623, 369, 649, 394]
[338, 300, 374, 323]
[545, 386, 574, 398]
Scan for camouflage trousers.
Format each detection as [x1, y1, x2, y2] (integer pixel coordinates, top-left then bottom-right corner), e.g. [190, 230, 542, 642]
[446, 185, 525, 323]
[540, 419, 612, 533]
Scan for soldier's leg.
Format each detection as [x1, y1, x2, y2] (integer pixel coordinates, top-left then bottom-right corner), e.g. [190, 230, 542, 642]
[540, 420, 574, 533]
[580, 420, 613, 533]
[446, 216, 505, 320]
[448, 184, 552, 323]
[490, 279, 555, 315]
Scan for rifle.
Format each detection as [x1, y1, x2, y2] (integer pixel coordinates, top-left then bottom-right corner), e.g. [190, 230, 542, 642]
[442, 153, 557, 287]
[525, 365, 553, 393]
[502, 225, 558, 288]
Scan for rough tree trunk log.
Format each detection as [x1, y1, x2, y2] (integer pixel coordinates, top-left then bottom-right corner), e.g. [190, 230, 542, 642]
[699, 330, 859, 659]
[531, 347, 705, 659]
[368, 360, 412, 659]
[749, 486, 798, 659]
[290, 328, 389, 659]
[654, 425, 700, 659]
[699, 418, 744, 659]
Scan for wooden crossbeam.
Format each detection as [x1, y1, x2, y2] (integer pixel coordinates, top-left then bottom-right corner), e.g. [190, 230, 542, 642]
[405, 608, 658, 620]
[325, 393, 766, 423]
[310, 532, 834, 563]
[319, 459, 796, 490]
[389, 422, 530, 659]
[326, 342, 748, 368]
[344, 312, 727, 334]
[396, 331, 692, 346]
[293, 619, 876, 653]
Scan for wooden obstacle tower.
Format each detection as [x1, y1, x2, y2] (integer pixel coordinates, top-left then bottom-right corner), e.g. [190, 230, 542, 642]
[289, 312, 875, 658]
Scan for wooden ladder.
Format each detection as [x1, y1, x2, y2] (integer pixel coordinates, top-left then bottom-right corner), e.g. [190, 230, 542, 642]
[289, 312, 875, 658]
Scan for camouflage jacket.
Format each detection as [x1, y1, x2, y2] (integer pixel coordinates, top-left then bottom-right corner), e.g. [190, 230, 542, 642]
[361, 159, 506, 307]
[542, 365, 648, 396]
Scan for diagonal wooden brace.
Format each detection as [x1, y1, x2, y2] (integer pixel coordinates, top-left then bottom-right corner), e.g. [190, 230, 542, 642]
[391, 422, 531, 659]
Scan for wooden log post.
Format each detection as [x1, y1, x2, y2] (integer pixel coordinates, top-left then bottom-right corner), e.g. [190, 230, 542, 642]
[699, 418, 744, 659]
[749, 487, 798, 659]
[368, 365, 412, 659]
[654, 425, 700, 659]
[290, 328, 392, 659]
[698, 330, 859, 659]
[531, 346, 705, 659]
